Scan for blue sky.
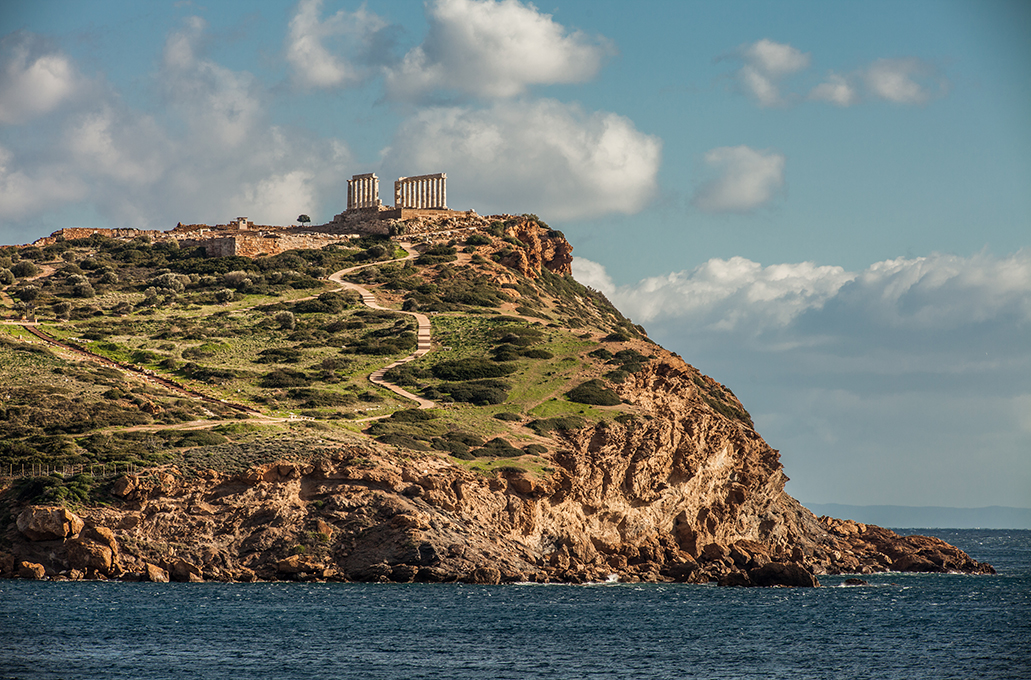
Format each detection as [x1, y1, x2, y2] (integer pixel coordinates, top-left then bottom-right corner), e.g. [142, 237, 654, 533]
[1, 0, 1028, 511]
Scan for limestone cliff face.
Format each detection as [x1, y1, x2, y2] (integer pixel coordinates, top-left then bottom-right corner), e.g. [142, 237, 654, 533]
[498, 218, 573, 277]
[1, 353, 993, 584]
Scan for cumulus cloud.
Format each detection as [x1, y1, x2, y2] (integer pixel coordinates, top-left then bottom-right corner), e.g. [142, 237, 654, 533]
[808, 72, 858, 107]
[580, 251, 1031, 335]
[574, 250, 1031, 506]
[385, 0, 609, 101]
[381, 99, 660, 220]
[692, 145, 785, 213]
[0, 21, 354, 234]
[574, 255, 853, 332]
[0, 33, 85, 124]
[286, 0, 389, 89]
[862, 57, 944, 105]
[730, 39, 810, 107]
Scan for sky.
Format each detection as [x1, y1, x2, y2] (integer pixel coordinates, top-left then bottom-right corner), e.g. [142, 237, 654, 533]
[1, 0, 1028, 511]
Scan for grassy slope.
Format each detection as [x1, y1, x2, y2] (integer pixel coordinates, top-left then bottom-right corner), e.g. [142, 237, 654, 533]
[0, 222, 751, 505]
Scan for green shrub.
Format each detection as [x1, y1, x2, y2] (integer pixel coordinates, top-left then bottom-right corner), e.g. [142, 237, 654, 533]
[473, 437, 522, 458]
[260, 368, 311, 388]
[493, 412, 522, 422]
[528, 416, 585, 435]
[431, 358, 516, 381]
[566, 379, 621, 406]
[466, 234, 491, 246]
[390, 409, 438, 422]
[255, 347, 303, 364]
[443, 379, 511, 405]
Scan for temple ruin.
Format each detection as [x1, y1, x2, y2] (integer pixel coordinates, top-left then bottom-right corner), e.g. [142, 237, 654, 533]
[347, 173, 381, 210]
[394, 173, 447, 210]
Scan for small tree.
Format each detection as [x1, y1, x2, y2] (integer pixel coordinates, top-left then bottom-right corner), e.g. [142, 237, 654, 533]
[298, 214, 311, 227]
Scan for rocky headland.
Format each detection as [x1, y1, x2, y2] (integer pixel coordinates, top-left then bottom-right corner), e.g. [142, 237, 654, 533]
[0, 217, 994, 586]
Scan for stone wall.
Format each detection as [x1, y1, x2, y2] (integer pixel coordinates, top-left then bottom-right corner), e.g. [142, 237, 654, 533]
[31, 228, 170, 247]
[178, 232, 358, 258]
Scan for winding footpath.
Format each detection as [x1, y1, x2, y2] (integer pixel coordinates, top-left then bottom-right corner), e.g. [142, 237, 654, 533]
[327, 243, 436, 409]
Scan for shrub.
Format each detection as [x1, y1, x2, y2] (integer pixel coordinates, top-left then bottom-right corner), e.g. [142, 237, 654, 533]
[566, 379, 621, 406]
[260, 368, 310, 388]
[473, 437, 522, 458]
[274, 311, 296, 330]
[523, 444, 548, 455]
[0, 268, 13, 285]
[151, 272, 186, 293]
[431, 358, 516, 381]
[390, 409, 438, 422]
[443, 379, 511, 405]
[12, 261, 38, 278]
[215, 289, 235, 304]
[528, 416, 585, 435]
[466, 234, 491, 246]
[255, 347, 303, 364]
[445, 430, 485, 447]
[520, 348, 553, 360]
[416, 244, 457, 265]
[175, 430, 227, 447]
[493, 412, 522, 422]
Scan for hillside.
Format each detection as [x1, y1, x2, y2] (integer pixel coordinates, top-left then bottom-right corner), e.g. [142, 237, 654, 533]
[0, 215, 993, 584]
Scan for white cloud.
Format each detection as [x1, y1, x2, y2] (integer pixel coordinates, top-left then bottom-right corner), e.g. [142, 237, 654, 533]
[160, 17, 264, 150]
[0, 23, 354, 232]
[862, 57, 942, 105]
[385, 0, 609, 100]
[732, 39, 810, 107]
[575, 255, 853, 332]
[584, 250, 1031, 336]
[808, 72, 858, 107]
[381, 99, 660, 220]
[577, 250, 1031, 506]
[0, 34, 84, 124]
[286, 0, 388, 89]
[692, 145, 785, 213]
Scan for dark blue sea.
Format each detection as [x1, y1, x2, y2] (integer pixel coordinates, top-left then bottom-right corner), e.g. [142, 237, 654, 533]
[2, 529, 1028, 680]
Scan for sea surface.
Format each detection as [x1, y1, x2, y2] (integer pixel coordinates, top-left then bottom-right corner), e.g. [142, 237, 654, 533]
[1, 529, 1028, 680]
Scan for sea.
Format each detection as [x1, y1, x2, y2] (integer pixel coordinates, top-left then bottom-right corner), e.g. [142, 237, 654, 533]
[1, 529, 1028, 680]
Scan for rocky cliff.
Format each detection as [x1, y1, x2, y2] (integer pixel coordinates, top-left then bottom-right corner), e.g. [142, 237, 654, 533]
[0, 221, 993, 585]
[1, 352, 993, 585]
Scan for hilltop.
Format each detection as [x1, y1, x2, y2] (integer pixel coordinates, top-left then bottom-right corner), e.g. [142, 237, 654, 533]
[0, 215, 993, 584]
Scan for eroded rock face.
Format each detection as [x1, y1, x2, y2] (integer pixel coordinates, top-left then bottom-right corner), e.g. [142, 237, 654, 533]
[498, 218, 573, 277]
[0, 356, 993, 585]
[16, 507, 84, 541]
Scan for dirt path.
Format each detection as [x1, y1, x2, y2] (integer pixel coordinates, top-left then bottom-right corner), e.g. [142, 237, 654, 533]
[327, 243, 436, 410]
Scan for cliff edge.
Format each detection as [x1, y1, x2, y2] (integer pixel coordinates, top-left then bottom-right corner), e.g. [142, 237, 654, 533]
[0, 217, 993, 584]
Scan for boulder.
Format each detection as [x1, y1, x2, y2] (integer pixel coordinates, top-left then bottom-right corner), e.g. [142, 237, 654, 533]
[464, 566, 502, 585]
[145, 563, 170, 583]
[891, 554, 943, 573]
[170, 558, 204, 582]
[111, 475, 137, 498]
[16, 507, 84, 541]
[748, 562, 819, 588]
[661, 558, 700, 582]
[276, 555, 320, 574]
[66, 539, 115, 575]
[18, 561, 46, 580]
[843, 578, 868, 586]
[717, 571, 753, 587]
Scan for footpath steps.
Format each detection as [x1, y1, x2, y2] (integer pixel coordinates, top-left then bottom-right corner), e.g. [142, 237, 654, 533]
[327, 243, 436, 410]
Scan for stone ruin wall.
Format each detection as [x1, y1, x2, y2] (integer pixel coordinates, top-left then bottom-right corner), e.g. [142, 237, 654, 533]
[30, 228, 171, 247]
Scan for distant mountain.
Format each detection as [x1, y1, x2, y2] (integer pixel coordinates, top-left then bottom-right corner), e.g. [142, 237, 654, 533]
[805, 503, 1031, 530]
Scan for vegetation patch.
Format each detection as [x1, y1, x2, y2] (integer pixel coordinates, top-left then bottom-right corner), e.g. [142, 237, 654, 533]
[566, 379, 621, 406]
